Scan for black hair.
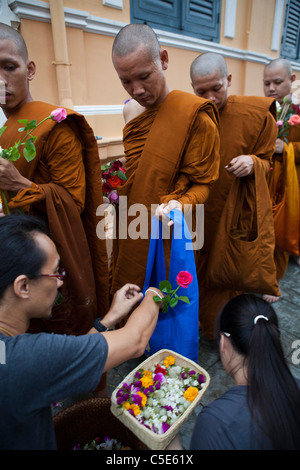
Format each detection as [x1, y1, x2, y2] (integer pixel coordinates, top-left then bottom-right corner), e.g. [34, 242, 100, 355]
[217, 294, 300, 449]
[0, 214, 49, 298]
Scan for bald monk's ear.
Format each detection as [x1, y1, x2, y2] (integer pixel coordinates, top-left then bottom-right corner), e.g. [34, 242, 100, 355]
[227, 74, 232, 87]
[27, 60, 36, 82]
[160, 49, 169, 71]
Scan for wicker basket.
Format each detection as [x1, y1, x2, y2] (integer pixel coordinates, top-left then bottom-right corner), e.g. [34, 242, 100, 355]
[53, 397, 148, 450]
[111, 349, 210, 450]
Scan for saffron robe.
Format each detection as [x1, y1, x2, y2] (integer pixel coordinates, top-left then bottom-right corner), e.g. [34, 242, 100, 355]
[197, 95, 278, 340]
[272, 124, 300, 279]
[110, 90, 220, 294]
[0, 101, 109, 336]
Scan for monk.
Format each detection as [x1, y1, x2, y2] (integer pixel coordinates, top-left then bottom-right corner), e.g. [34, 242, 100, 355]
[263, 58, 300, 301]
[190, 52, 278, 339]
[110, 23, 220, 298]
[0, 23, 109, 338]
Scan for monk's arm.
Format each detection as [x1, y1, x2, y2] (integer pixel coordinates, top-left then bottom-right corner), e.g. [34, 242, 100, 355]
[250, 111, 278, 174]
[161, 111, 220, 206]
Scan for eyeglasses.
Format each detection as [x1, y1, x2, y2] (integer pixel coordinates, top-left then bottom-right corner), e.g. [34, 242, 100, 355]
[38, 270, 66, 281]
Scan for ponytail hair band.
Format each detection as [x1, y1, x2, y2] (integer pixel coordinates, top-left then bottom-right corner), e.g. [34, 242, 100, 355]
[254, 315, 269, 325]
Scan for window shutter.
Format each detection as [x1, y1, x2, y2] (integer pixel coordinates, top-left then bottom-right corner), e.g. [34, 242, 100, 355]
[182, 0, 221, 42]
[131, 0, 181, 30]
[280, 0, 300, 60]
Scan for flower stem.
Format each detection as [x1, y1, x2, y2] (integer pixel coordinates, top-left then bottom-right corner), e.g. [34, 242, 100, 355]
[1, 190, 10, 214]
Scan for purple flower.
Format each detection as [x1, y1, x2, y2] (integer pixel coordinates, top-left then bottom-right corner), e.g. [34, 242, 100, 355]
[135, 371, 142, 379]
[108, 190, 119, 204]
[148, 385, 154, 393]
[162, 422, 170, 433]
[181, 372, 187, 379]
[154, 372, 165, 384]
[198, 374, 205, 384]
[165, 405, 173, 411]
[189, 370, 196, 376]
[117, 396, 125, 405]
[132, 394, 142, 406]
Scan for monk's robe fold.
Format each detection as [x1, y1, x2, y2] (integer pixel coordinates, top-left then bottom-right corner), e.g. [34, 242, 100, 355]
[111, 90, 220, 294]
[197, 95, 278, 340]
[0, 101, 109, 335]
[271, 123, 300, 278]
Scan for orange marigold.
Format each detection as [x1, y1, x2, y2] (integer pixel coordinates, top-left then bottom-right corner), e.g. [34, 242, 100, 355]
[184, 386, 198, 402]
[140, 375, 154, 388]
[163, 355, 176, 368]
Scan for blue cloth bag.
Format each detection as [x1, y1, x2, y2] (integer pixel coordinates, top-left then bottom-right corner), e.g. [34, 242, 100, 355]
[142, 210, 199, 362]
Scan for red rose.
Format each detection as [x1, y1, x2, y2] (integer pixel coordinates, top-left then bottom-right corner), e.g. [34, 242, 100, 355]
[154, 364, 167, 375]
[176, 271, 193, 288]
[102, 182, 112, 194]
[109, 174, 123, 188]
[110, 160, 123, 171]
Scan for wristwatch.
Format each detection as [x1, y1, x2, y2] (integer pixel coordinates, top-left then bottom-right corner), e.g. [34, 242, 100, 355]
[93, 318, 112, 332]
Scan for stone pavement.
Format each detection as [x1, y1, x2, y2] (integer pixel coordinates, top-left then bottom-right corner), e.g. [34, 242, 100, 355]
[106, 258, 300, 449]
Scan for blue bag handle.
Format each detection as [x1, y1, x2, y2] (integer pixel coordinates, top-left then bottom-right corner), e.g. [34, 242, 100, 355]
[143, 210, 199, 362]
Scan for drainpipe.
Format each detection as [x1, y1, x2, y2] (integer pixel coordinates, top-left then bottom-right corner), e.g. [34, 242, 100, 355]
[48, 0, 73, 109]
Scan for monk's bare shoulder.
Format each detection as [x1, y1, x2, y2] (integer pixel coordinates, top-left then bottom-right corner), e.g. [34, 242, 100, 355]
[123, 99, 146, 124]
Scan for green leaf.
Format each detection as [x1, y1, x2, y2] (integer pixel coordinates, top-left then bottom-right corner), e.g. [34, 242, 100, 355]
[169, 298, 178, 308]
[178, 296, 190, 304]
[159, 280, 172, 292]
[17, 119, 29, 126]
[0, 126, 7, 137]
[7, 145, 21, 162]
[26, 119, 37, 130]
[23, 138, 36, 162]
[153, 295, 162, 304]
[117, 169, 127, 180]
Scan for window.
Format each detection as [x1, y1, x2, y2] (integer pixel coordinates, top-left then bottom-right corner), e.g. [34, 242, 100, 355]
[130, 0, 221, 43]
[280, 0, 300, 62]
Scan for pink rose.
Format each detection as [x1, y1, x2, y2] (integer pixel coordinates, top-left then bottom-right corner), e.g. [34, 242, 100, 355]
[288, 114, 300, 126]
[51, 108, 67, 123]
[176, 271, 193, 288]
[108, 190, 119, 204]
[276, 120, 283, 127]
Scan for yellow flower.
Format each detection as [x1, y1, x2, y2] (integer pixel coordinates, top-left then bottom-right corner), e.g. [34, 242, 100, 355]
[143, 369, 153, 378]
[137, 391, 147, 408]
[140, 375, 154, 388]
[163, 355, 175, 368]
[123, 401, 131, 410]
[184, 386, 199, 402]
[130, 404, 141, 416]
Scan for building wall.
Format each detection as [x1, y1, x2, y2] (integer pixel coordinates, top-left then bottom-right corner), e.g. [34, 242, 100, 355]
[3, 0, 300, 159]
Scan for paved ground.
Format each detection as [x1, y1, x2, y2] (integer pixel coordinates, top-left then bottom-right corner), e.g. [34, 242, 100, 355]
[106, 258, 300, 449]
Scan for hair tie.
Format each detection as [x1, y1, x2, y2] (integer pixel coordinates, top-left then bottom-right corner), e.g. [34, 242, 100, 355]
[254, 315, 269, 325]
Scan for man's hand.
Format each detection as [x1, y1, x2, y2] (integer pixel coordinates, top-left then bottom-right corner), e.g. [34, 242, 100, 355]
[155, 200, 182, 226]
[274, 138, 284, 154]
[101, 284, 143, 328]
[225, 155, 254, 177]
[0, 157, 32, 192]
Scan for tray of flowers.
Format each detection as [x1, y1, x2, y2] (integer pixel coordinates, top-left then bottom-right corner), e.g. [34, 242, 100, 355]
[110, 349, 210, 450]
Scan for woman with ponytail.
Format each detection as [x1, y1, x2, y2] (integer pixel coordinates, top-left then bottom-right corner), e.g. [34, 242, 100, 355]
[167, 294, 300, 450]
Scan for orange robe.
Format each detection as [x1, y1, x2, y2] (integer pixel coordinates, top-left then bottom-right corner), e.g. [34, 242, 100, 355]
[273, 124, 300, 278]
[110, 90, 220, 295]
[197, 95, 278, 340]
[0, 101, 109, 336]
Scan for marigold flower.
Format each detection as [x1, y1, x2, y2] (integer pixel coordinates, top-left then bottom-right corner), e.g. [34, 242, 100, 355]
[184, 386, 198, 402]
[163, 355, 175, 368]
[143, 369, 153, 378]
[136, 391, 147, 408]
[140, 375, 154, 388]
[123, 401, 131, 410]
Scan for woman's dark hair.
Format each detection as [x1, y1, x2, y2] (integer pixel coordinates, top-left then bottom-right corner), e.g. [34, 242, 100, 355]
[0, 214, 49, 298]
[217, 294, 300, 450]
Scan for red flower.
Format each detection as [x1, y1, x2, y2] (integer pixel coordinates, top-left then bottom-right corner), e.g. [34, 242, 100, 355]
[110, 160, 123, 171]
[154, 364, 167, 375]
[102, 182, 112, 194]
[176, 271, 193, 288]
[109, 174, 123, 188]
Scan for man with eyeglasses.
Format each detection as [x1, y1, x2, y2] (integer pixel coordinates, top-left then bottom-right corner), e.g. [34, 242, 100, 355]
[0, 214, 162, 450]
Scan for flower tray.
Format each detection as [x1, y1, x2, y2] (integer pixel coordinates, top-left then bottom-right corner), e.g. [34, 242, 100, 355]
[53, 397, 147, 450]
[110, 349, 210, 450]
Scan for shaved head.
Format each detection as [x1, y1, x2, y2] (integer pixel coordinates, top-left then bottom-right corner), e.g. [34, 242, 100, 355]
[112, 23, 160, 61]
[264, 58, 293, 77]
[0, 22, 28, 62]
[190, 53, 228, 81]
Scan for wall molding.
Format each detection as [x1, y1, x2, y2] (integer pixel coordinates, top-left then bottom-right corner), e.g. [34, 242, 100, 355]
[8, 0, 300, 71]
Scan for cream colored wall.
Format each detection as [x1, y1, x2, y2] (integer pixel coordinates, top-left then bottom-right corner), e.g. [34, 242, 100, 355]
[15, 0, 300, 151]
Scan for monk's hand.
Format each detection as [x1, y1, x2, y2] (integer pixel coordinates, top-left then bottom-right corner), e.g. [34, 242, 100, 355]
[0, 157, 32, 192]
[225, 155, 254, 177]
[155, 200, 182, 226]
[103, 284, 143, 326]
[274, 138, 284, 154]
